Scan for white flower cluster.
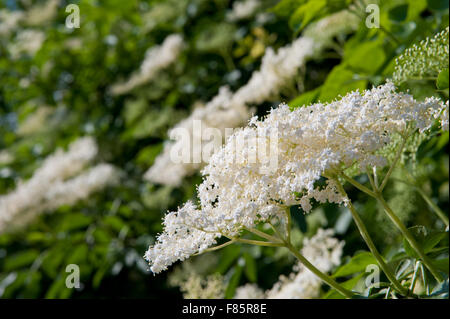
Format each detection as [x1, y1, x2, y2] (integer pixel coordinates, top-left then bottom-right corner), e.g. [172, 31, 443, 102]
[234, 283, 265, 299]
[0, 137, 118, 233]
[226, 0, 261, 22]
[144, 83, 446, 273]
[441, 101, 449, 131]
[303, 10, 360, 50]
[234, 229, 344, 299]
[25, 0, 60, 27]
[144, 86, 252, 186]
[393, 27, 449, 85]
[178, 272, 225, 299]
[0, 9, 24, 36]
[144, 11, 360, 187]
[111, 34, 184, 95]
[8, 29, 46, 58]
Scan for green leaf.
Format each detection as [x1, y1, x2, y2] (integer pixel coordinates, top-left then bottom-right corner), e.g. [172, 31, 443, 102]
[289, 87, 321, 110]
[66, 244, 88, 265]
[290, 205, 308, 233]
[333, 252, 377, 278]
[103, 215, 126, 233]
[433, 258, 449, 275]
[344, 41, 386, 74]
[403, 226, 448, 258]
[388, 4, 409, 22]
[324, 273, 364, 299]
[243, 252, 257, 282]
[4, 250, 40, 271]
[272, 0, 306, 17]
[427, 0, 449, 11]
[423, 231, 448, 253]
[437, 68, 449, 90]
[225, 265, 243, 299]
[217, 246, 241, 274]
[326, 0, 351, 12]
[318, 65, 367, 102]
[57, 213, 93, 232]
[123, 99, 147, 126]
[45, 276, 67, 299]
[289, 0, 327, 33]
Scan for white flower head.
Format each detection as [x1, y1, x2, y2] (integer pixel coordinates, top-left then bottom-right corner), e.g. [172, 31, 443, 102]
[144, 83, 446, 273]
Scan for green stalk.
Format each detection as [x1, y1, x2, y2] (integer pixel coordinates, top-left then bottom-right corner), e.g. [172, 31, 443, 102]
[391, 177, 449, 228]
[414, 186, 449, 228]
[284, 242, 355, 298]
[334, 179, 409, 296]
[374, 194, 444, 282]
[236, 226, 355, 298]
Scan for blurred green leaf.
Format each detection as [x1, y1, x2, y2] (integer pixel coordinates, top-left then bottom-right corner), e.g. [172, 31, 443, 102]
[437, 68, 449, 89]
[333, 252, 377, 278]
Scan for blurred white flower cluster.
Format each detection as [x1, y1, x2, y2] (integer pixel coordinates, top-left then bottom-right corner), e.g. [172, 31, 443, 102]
[0, 9, 24, 36]
[226, 0, 261, 21]
[111, 34, 184, 95]
[144, 83, 446, 273]
[0, 0, 59, 37]
[0, 137, 119, 233]
[144, 86, 252, 186]
[303, 10, 359, 50]
[25, 0, 60, 27]
[144, 11, 360, 187]
[8, 29, 46, 59]
[234, 229, 344, 299]
[1, 0, 60, 59]
[177, 273, 225, 299]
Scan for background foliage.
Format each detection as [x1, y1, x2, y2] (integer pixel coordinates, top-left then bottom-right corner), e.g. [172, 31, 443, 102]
[0, 0, 448, 298]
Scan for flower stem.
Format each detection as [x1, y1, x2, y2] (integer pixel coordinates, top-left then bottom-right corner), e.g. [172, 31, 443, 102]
[392, 177, 449, 227]
[334, 179, 409, 296]
[235, 238, 285, 247]
[245, 227, 283, 243]
[284, 241, 355, 298]
[379, 136, 407, 192]
[374, 193, 444, 282]
[414, 187, 449, 228]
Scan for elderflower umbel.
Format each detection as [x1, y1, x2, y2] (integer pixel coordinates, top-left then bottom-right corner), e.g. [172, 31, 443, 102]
[111, 34, 184, 95]
[392, 27, 449, 85]
[144, 83, 446, 273]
